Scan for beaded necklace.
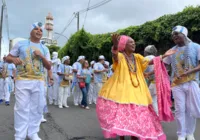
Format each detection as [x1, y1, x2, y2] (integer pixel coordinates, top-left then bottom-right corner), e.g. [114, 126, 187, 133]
[123, 52, 139, 87]
[23, 41, 45, 75]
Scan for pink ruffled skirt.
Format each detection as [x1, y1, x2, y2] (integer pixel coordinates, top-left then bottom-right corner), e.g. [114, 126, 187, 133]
[96, 97, 166, 140]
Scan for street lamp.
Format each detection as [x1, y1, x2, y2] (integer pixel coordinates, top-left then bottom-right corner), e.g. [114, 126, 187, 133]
[54, 32, 69, 40]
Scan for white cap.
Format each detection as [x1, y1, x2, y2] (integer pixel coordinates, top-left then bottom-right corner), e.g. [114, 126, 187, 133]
[99, 55, 105, 60]
[77, 56, 85, 62]
[90, 61, 95, 65]
[62, 56, 70, 63]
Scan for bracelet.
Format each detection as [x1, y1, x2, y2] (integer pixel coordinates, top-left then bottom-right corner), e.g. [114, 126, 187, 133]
[50, 78, 54, 81]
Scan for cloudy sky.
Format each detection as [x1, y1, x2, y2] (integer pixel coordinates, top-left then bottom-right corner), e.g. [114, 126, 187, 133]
[1, 0, 200, 56]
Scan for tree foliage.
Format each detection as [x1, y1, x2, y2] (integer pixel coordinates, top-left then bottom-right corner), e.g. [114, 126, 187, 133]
[58, 6, 200, 63]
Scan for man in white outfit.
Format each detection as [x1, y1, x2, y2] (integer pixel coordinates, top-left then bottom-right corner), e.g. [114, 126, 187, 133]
[50, 52, 61, 105]
[163, 26, 200, 140]
[0, 59, 5, 104]
[3, 56, 16, 106]
[57, 56, 72, 108]
[93, 55, 108, 103]
[144, 45, 158, 115]
[6, 22, 51, 140]
[72, 56, 85, 106]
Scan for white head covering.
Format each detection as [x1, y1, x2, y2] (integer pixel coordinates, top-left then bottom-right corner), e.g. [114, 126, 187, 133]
[90, 61, 95, 65]
[52, 52, 58, 60]
[31, 22, 44, 32]
[104, 61, 109, 66]
[77, 56, 85, 62]
[99, 55, 105, 60]
[62, 56, 70, 63]
[172, 25, 191, 41]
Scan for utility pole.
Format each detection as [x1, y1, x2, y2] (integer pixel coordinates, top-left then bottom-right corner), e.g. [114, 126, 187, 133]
[0, 0, 5, 59]
[76, 12, 79, 31]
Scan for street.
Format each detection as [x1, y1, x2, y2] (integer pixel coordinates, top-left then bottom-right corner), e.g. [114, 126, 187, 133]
[0, 95, 199, 140]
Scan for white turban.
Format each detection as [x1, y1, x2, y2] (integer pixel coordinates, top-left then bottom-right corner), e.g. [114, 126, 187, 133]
[62, 56, 70, 63]
[99, 55, 105, 60]
[77, 56, 85, 62]
[31, 22, 44, 32]
[172, 25, 191, 41]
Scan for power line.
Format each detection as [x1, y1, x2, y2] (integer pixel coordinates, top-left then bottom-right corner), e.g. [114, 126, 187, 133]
[82, 0, 91, 28]
[56, 0, 112, 39]
[56, 14, 76, 40]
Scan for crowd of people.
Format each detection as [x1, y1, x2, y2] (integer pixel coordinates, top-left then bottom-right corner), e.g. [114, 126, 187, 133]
[0, 21, 199, 140]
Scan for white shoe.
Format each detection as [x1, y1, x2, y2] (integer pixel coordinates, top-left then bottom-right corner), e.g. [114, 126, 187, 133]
[89, 102, 92, 105]
[41, 118, 47, 123]
[63, 105, 69, 108]
[15, 138, 24, 140]
[74, 103, 78, 106]
[186, 134, 195, 140]
[58, 106, 63, 108]
[29, 133, 42, 140]
[178, 137, 185, 140]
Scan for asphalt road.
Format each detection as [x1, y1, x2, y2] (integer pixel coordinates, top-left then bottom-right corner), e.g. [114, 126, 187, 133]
[0, 95, 199, 140]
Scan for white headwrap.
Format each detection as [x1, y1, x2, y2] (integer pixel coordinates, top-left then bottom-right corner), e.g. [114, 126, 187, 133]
[77, 56, 85, 62]
[90, 61, 95, 65]
[99, 55, 105, 60]
[144, 45, 157, 56]
[104, 61, 109, 66]
[172, 25, 191, 41]
[31, 22, 44, 32]
[62, 56, 70, 63]
[52, 52, 58, 60]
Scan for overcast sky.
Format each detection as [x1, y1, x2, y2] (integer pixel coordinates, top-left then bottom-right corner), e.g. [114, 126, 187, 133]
[1, 0, 200, 56]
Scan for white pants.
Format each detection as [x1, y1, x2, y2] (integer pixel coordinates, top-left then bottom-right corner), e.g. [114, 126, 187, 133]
[172, 81, 200, 137]
[52, 73, 59, 103]
[4, 77, 12, 102]
[47, 85, 53, 104]
[58, 86, 70, 107]
[94, 83, 103, 102]
[72, 83, 82, 105]
[88, 82, 97, 104]
[0, 78, 4, 100]
[149, 83, 158, 115]
[14, 80, 45, 139]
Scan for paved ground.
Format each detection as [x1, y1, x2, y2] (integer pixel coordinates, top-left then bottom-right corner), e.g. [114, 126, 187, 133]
[0, 95, 200, 140]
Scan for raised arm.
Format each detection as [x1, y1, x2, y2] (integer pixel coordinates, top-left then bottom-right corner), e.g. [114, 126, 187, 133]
[111, 34, 120, 62]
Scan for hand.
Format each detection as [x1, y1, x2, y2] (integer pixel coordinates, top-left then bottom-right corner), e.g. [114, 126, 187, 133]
[83, 76, 86, 79]
[34, 50, 43, 58]
[111, 34, 120, 49]
[163, 49, 177, 57]
[13, 57, 23, 65]
[48, 78, 54, 86]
